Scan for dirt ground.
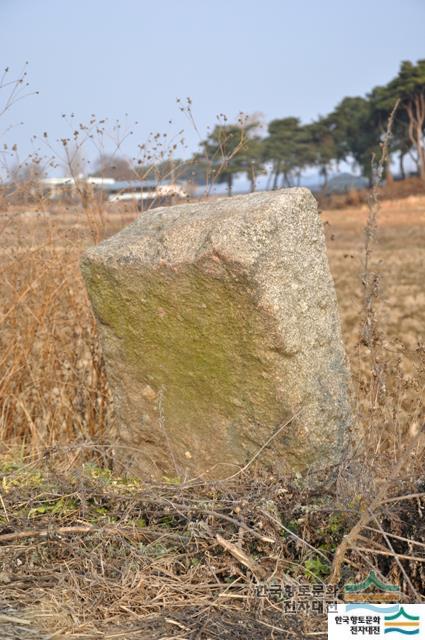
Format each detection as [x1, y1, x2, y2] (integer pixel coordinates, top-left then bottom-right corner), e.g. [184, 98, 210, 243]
[323, 195, 425, 353]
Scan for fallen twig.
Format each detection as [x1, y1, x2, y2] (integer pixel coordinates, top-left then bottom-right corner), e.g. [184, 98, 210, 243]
[216, 533, 265, 579]
[363, 525, 425, 550]
[0, 524, 177, 544]
[352, 546, 425, 563]
[0, 613, 31, 625]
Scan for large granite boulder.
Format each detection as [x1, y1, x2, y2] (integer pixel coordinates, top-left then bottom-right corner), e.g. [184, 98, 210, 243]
[81, 189, 352, 479]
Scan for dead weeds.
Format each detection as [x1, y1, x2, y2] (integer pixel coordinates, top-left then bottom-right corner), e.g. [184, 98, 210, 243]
[0, 459, 423, 638]
[0, 191, 424, 637]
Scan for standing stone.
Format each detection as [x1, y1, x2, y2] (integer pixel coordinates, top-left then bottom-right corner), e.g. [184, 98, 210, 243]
[81, 189, 352, 479]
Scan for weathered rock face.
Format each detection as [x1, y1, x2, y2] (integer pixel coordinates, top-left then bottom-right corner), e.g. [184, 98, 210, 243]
[81, 189, 352, 479]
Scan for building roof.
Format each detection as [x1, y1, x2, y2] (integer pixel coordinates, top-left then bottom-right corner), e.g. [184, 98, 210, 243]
[101, 180, 158, 192]
[38, 177, 178, 192]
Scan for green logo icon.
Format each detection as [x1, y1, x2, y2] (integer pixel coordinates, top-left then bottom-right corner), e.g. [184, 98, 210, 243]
[384, 607, 420, 635]
[344, 571, 400, 602]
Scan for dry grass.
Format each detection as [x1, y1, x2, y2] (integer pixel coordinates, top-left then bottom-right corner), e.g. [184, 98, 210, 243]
[318, 176, 425, 210]
[0, 194, 424, 637]
[324, 197, 425, 469]
[0, 205, 138, 455]
[0, 461, 423, 638]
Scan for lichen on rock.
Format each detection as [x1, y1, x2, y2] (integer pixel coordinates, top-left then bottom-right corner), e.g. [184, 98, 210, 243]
[81, 189, 352, 479]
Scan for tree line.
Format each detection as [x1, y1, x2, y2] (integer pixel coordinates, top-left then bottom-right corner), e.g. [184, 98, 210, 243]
[93, 59, 425, 196]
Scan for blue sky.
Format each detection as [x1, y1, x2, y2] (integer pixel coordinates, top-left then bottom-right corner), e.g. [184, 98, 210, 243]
[1, 0, 425, 176]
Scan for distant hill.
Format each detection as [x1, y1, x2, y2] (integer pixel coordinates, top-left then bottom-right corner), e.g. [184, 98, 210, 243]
[326, 173, 368, 193]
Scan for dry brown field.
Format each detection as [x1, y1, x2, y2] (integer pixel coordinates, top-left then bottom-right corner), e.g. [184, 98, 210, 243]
[1, 194, 423, 455]
[324, 195, 425, 353]
[0, 194, 423, 638]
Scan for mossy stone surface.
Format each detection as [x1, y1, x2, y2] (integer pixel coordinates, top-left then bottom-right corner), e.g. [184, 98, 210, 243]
[81, 189, 353, 479]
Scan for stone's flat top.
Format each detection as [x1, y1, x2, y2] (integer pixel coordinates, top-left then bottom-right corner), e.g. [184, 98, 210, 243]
[84, 188, 319, 268]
